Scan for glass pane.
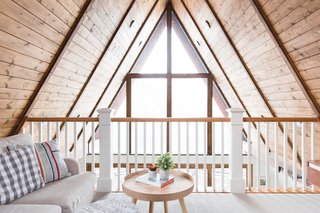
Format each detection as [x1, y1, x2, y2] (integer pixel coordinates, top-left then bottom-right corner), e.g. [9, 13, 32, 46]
[132, 79, 167, 117]
[172, 78, 207, 117]
[133, 27, 167, 73]
[172, 28, 198, 73]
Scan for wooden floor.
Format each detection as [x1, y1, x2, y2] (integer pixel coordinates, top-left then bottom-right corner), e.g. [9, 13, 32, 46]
[95, 192, 320, 213]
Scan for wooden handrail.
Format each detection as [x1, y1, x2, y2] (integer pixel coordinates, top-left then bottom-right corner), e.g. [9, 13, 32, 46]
[243, 117, 318, 122]
[25, 117, 318, 123]
[26, 117, 99, 122]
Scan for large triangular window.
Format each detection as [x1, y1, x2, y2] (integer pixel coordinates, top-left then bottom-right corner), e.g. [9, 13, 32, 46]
[113, 9, 226, 118]
[111, 5, 228, 155]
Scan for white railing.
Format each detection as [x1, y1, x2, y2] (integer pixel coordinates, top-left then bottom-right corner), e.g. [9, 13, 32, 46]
[22, 108, 318, 194]
[243, 118, 318, 192]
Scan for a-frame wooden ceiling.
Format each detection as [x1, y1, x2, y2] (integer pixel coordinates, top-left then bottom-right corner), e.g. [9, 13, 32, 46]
[0, 0, 320, 159]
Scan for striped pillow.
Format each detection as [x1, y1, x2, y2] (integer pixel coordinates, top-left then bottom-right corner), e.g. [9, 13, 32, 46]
[0, 145, 44, 205]
[33, 140, 69, 183]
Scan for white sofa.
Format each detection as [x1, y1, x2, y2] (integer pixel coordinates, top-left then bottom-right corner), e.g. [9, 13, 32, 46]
[0, 134, 96, 213]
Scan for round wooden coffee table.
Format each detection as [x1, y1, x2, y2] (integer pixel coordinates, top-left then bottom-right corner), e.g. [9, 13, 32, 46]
[122, 170, 193, 213]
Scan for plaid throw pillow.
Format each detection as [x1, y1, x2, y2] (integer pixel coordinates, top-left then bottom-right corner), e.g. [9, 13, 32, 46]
[33, 140, 69, 183]
[0, 145, 44, 205]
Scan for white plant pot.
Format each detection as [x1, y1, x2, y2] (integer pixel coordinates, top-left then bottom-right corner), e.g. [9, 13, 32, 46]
[148, 170, 157, 179]
[160, 169, 170, 180]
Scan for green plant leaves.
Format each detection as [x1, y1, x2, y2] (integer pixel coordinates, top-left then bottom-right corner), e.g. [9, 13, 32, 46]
[156, 152, 175, 170]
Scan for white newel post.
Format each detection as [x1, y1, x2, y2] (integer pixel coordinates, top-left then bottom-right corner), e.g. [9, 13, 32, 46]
[97, 108, 113, 192]
[227, 108, 245, 193]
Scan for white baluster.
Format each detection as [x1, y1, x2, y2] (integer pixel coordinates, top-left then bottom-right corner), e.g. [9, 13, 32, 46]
[178, 122, 181, 171]
[160, 122, 164, 154]
[212, 122, 215, 191]
[256, 122, 260, 191]
[135, 122, 138, 172]
[82, 122, 86, 172]
[117, 122, 121, 191]
[283, 122, 288, 191]
[221, 122, 224, 192]
[292, 122, 297, 191]
[30, 122, 34, 138]
[169, 122, 172, 153]
[274, 122, 278, 191]
[203, 122, 207, 192]
[126, 122, 129, 175]
[195, 122, 199, 192]
[74, 122, 77, 160]
[65, 122, 68, 157]
[247, 122, 251, 191]
[311, 122, 316, 191]
[39, 122, 43, 143]
[47, 122, 51, 141]
[265, 122, 269, 191]
[301, 122, 306, 191]
[152, 122, 155, 164]
[91, 122, 95, 174]
[186, 122, 190, 174]
[56, 122, 60, 147]
[143, 122, 147, 169]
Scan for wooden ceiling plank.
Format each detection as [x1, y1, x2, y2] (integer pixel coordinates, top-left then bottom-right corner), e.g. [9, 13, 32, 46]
[250, 0, 320, 119]
[10, 0, 94, 135]
[205, 0, 302, 164]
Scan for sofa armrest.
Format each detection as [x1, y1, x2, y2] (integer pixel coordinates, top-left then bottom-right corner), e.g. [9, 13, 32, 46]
[64, 158, 80, 175]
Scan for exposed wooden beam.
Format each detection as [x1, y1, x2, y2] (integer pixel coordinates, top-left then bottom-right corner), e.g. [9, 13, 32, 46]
[11, 0, 94, 135]
[56, 0, 135, 139]
[180, 0, 251, 118]
[130, 13, 167, 74]
[64, 0, 135, 118]
[88, 0, 160, 118]
[73, 1, 166, 151]
[109, 10, 167, 108]
[69, 0, 161, 152]
[249, 0, 320, 119]
[204, 0, 301, 164]
[204, 0, 277, 118]
[171, 9, 231, 109]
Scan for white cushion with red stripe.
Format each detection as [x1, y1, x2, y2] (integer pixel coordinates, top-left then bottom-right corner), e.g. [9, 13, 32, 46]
[33, 140, 69, 183]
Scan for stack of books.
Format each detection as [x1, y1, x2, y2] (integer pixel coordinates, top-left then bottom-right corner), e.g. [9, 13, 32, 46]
[136, 174, 175, 188]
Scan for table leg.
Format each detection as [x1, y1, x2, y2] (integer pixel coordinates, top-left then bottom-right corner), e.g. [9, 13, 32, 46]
[131, 198, 137, 204]
[179, 198, 187, 213]
[164, 201, 168, 213]
[149, 201, 154, 213]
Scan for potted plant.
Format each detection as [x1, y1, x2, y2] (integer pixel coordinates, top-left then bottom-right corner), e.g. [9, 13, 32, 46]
[157, 152, 175, 180]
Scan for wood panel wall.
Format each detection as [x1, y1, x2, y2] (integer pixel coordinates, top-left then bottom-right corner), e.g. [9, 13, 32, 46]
[0, 0, 87, 137]
[0, 0, 319, 162]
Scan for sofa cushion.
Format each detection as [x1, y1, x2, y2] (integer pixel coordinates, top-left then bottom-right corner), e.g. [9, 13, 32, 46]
[0, 145, 44, 205]
[33, 140, 69, 183]
[12, 172, 96, 213]
[0, 204, 61, 213]
[0, 134, 33, 153]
